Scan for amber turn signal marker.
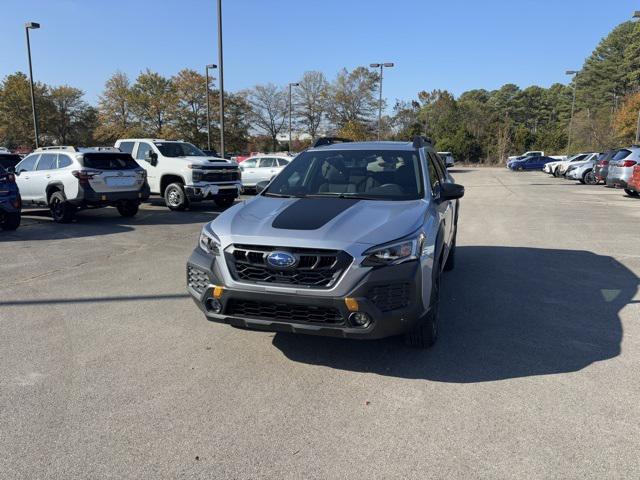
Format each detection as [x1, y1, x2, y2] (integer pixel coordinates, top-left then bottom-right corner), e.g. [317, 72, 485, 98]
[344, 297, 359, 312]
[212, 286, 224, 299]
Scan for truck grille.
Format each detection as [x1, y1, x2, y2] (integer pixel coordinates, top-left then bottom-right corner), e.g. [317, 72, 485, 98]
[201, 169, 240, 182]
[367, 283, 411, 312]
[225, 299, 343, 324]
[225, 244, 352, 288]
[187, 266, 209, 294]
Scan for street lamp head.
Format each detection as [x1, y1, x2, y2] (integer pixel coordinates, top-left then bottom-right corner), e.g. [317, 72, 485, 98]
[25, 22, 40, 29]
[566, 70, 578, 75]
[383, 63, 394, 67]
[206, 64, 217, 69]
[370, 63, 381, 68]
[290, 82, 300, 87]
[633, 10, 640, 18]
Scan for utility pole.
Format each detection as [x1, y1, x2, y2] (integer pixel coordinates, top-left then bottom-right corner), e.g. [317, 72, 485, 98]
[217, 0, 225, 157]
[369, 62, 394, 140]
[566, 70, 578, 152]
[288, 82, 299, 152]
[205, 64, 217, 151]
[25, 22, 41, 149]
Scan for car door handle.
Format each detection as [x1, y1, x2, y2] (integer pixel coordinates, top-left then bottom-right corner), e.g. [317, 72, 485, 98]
[45, 174, 51, 179]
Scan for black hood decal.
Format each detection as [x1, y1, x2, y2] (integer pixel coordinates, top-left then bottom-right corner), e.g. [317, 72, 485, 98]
[272, 198, 360, 230]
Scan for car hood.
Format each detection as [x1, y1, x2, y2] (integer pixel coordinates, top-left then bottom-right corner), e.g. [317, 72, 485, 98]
[209, 196, 428, 250]
[182, 156, 234, 167]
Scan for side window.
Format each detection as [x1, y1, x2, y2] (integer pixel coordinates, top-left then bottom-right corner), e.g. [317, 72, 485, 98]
[16, 154, 39, 172]
[135, 142, 153, 161]
[119, 142, 135, 155]
[277, 158, 289, 167]
[426, 153, 441, 195]
[260, 158, 277, 168]
[429, 152, 446, 182]
[57, 154, 73, 168]
[242, 159, 257, 168]
[36, 153, 58, 171]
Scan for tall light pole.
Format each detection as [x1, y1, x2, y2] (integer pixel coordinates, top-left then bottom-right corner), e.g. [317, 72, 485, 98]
[288, 82, 299, 152]
[566, 70, 579, 152]
[25, 22, 40, 149]
[205, 64, 217, 151]
[216, 0, 225, 158]
[370, 62, 394, 140]
[632, 12, 640, 143]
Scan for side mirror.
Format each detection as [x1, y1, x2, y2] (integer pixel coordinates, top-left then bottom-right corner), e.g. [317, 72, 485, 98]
[439, 182, 464, 201]
[255, 180, 270, 194]
[8, 166, 15, 173]
[148, 151, 158, 166]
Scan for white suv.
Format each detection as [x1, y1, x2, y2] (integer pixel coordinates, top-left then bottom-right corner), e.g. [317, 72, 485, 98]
[14, 146, 149, 223]
[115, 139, 241, 210]
[239, 154, 292, 189]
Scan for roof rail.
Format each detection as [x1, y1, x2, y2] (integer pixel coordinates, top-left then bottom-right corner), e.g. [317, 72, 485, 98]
[412, 136, 433, 149]
[312, 137, 353, 148]
[34, 146, 78, 152]
[79, 146, 121, 152]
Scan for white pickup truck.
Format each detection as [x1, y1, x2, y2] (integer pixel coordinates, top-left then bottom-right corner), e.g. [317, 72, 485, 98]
[115, 139, 241, 210]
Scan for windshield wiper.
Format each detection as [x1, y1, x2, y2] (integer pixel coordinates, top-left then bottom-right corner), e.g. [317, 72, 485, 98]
[305, 192, 380, 200]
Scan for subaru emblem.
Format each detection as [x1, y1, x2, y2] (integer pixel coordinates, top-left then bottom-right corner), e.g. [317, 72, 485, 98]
[267, 251, 297, 268]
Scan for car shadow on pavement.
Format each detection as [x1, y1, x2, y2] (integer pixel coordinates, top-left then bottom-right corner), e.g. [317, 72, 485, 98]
[273, 246, 638, 383]
[2, 202, 234, 242]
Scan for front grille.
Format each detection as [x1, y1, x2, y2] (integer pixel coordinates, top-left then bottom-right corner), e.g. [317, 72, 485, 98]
[187, 265, 209, 294]
[225, 245, 352, 288]
[367, 283, 411, 312]
[225, 299, 343, 324]
[201, 169, 240, 182]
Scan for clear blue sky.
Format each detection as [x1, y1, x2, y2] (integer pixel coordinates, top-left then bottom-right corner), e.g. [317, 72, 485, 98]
[1, 0, 637, 107]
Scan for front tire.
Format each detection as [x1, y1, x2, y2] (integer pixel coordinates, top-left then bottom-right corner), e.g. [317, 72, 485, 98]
[164, 183, 189, 211]
[116, 200, 139, 217]
[584, 170, 597, 185]
[624, 188, 639, 197]
[214, 196, 235, 208]
[405, 268, 440, 349]
[1, 212, 20, 231]
[49, 191, 76, 223]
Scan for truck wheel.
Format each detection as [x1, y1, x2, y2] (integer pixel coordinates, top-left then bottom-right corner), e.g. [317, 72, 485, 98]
[49, 191, 76, 223]
[164, 183, 189, 211]
[116, 200, 139, 217]
[404, 269, 440, 349]
[215, 197, 235, 208]
[1, 212, 20, 231]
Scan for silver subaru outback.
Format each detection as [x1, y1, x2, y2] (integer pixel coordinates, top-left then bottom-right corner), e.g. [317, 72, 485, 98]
[186, 137, 464, 348]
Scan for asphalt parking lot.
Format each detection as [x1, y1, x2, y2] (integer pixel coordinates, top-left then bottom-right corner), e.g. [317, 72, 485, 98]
[1, 167, 639, 479]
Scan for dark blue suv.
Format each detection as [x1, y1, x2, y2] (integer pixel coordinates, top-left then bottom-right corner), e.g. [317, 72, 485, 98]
[509, 155, 556, 171]
[0, 166, 21, 231]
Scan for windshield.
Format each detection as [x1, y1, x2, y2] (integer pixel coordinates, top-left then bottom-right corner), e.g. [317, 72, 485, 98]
[263, 149, 424, 201]
[154, 142, 205, 157]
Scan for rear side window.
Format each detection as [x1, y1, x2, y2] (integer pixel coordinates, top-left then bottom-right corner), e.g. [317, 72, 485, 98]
[260, 158, 277, 168]
[118, 142, 135, 154]
[277, 158, 289, 166]
[58, 155, 73, 168]
[82, 153, 140, 170]
[0, 154, 22, 169]
[612, 149, 631, 161]
[36, 153, 58, 170]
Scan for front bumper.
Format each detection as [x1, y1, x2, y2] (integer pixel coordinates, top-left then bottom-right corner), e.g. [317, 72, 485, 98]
[185, 182, 241, 202]
[186, 247, 426, 340]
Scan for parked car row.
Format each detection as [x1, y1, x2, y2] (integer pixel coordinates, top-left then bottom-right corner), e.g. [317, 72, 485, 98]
[542, 146, 640, 197]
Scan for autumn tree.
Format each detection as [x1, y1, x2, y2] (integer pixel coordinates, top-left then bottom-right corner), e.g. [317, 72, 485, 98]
[245, 84, 287, 151]
[294, 71, 328, 140]
[325, 67, 378, 135]
[171, 69, 211, 146]
[95, 72, 135, 143]
[129, 70, 176, 137]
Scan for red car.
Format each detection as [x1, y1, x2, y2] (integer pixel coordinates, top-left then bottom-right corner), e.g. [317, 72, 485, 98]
[627, 164, 640, 197]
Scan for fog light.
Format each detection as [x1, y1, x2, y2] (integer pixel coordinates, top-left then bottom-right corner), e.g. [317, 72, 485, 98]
[205, 298, 222, 314]
[349, 312, 371, 328]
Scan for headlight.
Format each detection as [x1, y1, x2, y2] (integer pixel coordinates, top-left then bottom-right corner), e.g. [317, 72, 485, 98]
[199, 225, 220, 255]
[362, 234, 425, 267]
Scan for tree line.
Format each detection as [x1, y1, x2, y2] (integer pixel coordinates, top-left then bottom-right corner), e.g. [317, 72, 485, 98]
[2, 19, 640, 162]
